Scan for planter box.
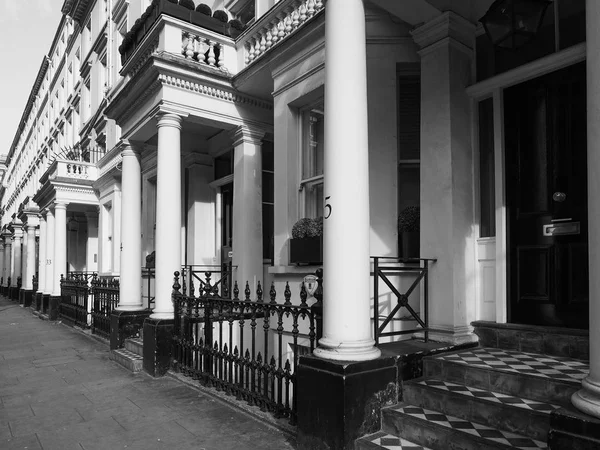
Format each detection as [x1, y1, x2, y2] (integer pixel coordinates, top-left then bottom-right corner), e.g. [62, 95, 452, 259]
[190, 11, 229, 35]
[290, 237, 323, 265]
[399, 231, 420, 259]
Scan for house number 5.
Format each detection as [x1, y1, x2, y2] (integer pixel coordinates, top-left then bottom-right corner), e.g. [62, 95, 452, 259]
[324, 196, 332, 219]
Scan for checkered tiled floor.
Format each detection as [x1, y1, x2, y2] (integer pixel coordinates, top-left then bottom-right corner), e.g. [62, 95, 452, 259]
[393, 405, 547, 449]
[361, 432, 431, 450]
[435, 347, 588, 383]
[417, 379, 561, 413]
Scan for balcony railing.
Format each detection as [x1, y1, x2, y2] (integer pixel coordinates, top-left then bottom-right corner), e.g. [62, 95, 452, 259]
[238, 0, 324, 67]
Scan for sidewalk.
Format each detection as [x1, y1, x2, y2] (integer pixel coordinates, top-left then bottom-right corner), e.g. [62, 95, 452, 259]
[0, 296, 296, 450]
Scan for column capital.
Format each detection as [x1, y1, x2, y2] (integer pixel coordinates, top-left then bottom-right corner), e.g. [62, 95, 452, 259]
[230, 124, 266, 147]
[156, 113, 183, 130]
[53, 202, 68, 211]
[411, 11, 476, 57]
[121, 140, 142, 158]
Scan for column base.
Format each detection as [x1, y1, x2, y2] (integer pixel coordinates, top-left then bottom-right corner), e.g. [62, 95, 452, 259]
[572, 377, 600, 419]
[549, 407, 600, 449]
[19, 289, 25, 305]
[110, 309, 152, 350]
[296, 355, 398, 450]
[22, 289, 33, 308]
[42, 294, 50, 315]
[416, 324, 477, 345]
[314, 337, 381, 362]
[143, 318, 174, 377]
[49, 296, 61, 320]
[34, 292, 43, 311]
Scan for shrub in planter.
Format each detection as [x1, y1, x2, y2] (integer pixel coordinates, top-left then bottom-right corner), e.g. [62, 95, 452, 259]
[228, 19, 244, 30]
[167, 0, 178, 3]
[196, 3, 212, 15]
[290, 217, 323, 265]
[179, 0, 195, 10]
[213, 9, 229, 23]
[398, 206, 420, 258]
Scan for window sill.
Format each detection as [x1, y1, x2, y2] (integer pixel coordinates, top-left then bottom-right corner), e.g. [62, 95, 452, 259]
[268, 265, 322, 275]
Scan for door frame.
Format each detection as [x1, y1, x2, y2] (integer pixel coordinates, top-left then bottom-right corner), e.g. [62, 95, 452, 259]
[209, 174, 234, 274]
[466, 42, 586, 323]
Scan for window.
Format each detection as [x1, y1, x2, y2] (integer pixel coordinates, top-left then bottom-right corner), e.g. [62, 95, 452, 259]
[300, 102, 324, 218]
[478, 98, 495, 237]
[397, 66, 421, 216]
[262, 142, 274, 262]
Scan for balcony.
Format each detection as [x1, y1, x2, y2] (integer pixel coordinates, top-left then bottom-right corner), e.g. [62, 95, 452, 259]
[118, 0, 324, 77]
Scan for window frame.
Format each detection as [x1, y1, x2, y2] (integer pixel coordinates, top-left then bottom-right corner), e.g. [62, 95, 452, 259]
[298, 100, 325, 219]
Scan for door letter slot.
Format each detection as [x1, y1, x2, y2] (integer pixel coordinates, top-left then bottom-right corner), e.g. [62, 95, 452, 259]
[543, 222, 580, 236]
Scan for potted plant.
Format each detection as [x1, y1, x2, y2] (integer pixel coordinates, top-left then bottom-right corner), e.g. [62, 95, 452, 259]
[398, 206, 420, 259]
[289, 217, 323, 265]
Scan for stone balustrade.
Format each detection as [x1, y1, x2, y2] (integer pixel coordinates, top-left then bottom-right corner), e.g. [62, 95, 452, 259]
[238, 0, 324, 67]
[182, 31, 227, 69]
[54, 159, 98, 180]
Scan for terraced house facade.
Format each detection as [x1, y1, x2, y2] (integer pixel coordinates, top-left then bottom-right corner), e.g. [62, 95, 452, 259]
[1, 0, 599, 448]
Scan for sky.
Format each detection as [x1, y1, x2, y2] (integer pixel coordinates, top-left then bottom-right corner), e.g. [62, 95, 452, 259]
[0, 0, 64, 157]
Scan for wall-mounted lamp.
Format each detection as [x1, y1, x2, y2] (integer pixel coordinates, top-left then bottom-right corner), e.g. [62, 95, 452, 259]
[480, 0, 552, 50]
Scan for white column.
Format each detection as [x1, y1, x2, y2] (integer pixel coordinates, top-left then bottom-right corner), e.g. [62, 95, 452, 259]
[38, 215, 47, 293]
[151, 113, 182, 319]
[313, 0, 380, 362]
[118, 144, 144, 310]
[12, 229, 23, 287]
[10, 235, 15, 286]
[85, 210, 99, 273]
[231, 126, 264, 293]
[411, 12, 477, 344]
[4, 236, 12, 286]
[0, 242, 5, 286]
[52, 202, 68, 296]
[45, 210, 55, 295]
[23, 221, 38, 290]
[572, 0, 600, 419]
[22, 226, 28, 289]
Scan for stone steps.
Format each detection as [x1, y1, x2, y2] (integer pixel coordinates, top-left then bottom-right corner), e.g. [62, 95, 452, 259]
[110, 347, 144, 373]
[110, 337, 144, 373]
[361, 347, 590, 450]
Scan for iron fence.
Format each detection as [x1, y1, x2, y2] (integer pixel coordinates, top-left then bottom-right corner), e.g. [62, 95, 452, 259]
[142, 268, 155, 309]
[180, 264, 236, 298]
[59, 273, 91, 328]
[91, 276, 120, 340]
[371, 257, 436, 344]
[172, 270, 321, 425]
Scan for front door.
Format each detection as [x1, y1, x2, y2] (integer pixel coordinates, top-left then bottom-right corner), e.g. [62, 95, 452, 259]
[504, 62, 588, 328]
[221, 183, 234, 292]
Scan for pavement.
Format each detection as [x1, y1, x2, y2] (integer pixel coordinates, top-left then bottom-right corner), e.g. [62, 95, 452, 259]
[0, 296, 296, 450]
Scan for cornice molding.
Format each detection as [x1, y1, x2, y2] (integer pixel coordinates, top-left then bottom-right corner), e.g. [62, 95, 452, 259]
[411, 11, 476, 54]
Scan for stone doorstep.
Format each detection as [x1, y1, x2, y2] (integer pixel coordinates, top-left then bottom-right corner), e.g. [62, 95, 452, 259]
[124, 337, 144, 357]
[422, 349, 583, 408]
[403, 377, 556, 442]
[472, 321, 589, 361]
[382, 402, 547, 450]
[110, 348, 144, 373]
[357, 430, 431, 450]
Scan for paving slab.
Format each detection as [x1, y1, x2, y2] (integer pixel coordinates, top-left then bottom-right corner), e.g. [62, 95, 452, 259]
[0, 296, 296, 449]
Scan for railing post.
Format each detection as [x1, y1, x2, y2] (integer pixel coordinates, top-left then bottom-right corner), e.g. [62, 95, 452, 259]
[373, 257, 379, 345]
[172, 271, 181, 370]
[311, 269, 323, 342]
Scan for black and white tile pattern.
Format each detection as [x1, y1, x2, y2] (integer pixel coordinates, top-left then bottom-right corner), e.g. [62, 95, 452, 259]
[393, 405, 547, 449]
[435, 347, 588, 383]
[361, 432, 431, 450]
[417, 379, 561, 413]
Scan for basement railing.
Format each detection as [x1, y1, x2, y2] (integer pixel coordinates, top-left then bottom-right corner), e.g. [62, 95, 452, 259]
[90, 276, 120, 340]
[371, 257, 436, 345]
[60, 273, 92, 328]
[172, 269, 322, 425]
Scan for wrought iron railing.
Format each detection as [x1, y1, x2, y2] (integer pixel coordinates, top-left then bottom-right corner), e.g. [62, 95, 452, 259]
[59, 273, 91, 328]
[180, 264, 237, 298]
[91, 276, 120, 340]
[142, 267, 155, 310]
[372, 257, 436, 345]
[172, 270, 322, 425]
[32, 274, 38, 293]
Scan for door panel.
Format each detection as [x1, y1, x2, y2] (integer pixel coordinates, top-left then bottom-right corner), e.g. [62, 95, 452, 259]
[505, 62, 588, 328]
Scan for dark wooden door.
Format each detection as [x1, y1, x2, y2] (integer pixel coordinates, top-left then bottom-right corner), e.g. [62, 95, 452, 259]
[504, 62, 588, 328]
